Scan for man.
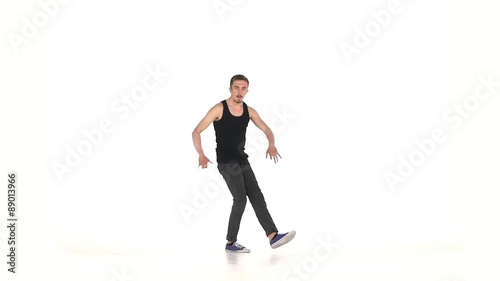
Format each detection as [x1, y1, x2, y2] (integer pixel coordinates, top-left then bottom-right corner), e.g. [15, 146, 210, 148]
[192, 74, 296, 253]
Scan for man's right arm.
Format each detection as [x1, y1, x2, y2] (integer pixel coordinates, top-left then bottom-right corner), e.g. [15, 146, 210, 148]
[192, 103, 222, 168]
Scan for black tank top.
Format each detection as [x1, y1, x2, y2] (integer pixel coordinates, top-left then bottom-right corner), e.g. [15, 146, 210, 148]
[213, 100, 250, 164]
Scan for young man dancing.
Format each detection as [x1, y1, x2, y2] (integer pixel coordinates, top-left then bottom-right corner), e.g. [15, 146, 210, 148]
[192, 74, 296, 253]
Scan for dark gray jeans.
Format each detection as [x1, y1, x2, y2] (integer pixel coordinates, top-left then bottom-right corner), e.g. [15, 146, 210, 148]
[217, 162, 278, 242]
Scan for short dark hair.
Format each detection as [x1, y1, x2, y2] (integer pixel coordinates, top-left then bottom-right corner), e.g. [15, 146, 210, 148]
[230, 74, 249, 88]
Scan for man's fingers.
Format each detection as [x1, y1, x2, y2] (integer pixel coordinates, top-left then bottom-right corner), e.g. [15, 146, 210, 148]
[265, 151, 282, 163]
[199, 162, 210, 169]
[266, 153, 280, 163]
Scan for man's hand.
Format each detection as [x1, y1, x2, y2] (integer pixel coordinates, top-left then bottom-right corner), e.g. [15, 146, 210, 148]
[266, 145, 282, 163]
[198, 155, 212, 169]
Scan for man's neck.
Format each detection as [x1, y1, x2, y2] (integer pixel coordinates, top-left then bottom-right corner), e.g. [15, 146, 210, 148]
[226, 98, 243, 107]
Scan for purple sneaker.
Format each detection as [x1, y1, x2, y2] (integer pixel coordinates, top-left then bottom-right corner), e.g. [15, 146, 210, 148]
[225, 242, 251, 253]
[270, 230, 296, 249]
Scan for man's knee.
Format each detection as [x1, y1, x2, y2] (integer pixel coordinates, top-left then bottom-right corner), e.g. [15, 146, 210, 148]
[233, 196, 247, 206]
[248, 192, 265, 204]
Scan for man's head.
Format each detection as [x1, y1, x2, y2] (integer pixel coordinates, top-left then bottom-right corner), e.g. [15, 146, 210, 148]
[229, 74, 249, 104]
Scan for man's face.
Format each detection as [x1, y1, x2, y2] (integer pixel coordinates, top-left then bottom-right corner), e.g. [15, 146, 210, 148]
[229, 80, 248, 104]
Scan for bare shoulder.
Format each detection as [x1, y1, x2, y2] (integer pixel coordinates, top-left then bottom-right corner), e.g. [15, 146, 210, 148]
[247, 106, 259, 119]
[209, 102, 223, 121]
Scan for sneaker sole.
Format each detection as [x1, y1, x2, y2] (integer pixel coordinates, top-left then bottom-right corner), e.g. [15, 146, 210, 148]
[225, 249, 251, 253]
[271, 230, 296, 249]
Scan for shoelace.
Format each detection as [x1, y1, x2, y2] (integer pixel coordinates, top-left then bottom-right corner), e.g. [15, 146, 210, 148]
[232, 242, 245, 249]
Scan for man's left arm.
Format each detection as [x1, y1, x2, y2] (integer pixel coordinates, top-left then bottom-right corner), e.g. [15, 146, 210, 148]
[249, 106, 281, 163]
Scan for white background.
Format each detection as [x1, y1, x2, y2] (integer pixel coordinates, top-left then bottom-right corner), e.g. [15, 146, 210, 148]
[1, 0, 500, 280]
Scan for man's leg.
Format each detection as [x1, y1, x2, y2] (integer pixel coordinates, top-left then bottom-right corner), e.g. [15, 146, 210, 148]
[240, 164, 279, 238]
[218, 163, 247, 243]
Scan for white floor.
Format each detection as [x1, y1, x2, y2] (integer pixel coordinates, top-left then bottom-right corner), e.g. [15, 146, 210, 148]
[9, 235, 469, 281]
